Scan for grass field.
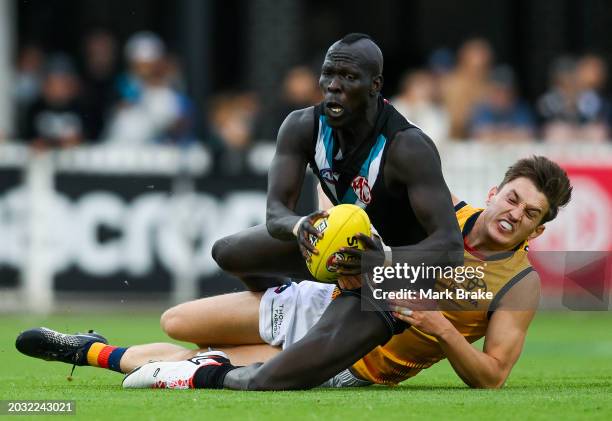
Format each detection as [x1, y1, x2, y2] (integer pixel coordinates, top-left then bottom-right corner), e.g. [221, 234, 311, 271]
[1, 311, 611, 420]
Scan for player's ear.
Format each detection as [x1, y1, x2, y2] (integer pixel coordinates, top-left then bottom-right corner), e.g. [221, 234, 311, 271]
[485, 186, 498, 206]
[371, 74, 383, 96]
[528, 224, 545, 241]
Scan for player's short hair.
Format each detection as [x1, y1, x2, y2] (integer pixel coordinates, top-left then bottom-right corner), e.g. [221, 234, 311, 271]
[499, 156, 572, 224]
[335, 33, 383, 76]
[340, 33, 373, 45]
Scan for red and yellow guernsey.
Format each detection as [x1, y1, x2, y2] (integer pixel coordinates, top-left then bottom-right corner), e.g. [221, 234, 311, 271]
[351, 201, 535, 385]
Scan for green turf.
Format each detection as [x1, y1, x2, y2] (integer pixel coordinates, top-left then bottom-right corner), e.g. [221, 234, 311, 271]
[1, 311, 611, 420]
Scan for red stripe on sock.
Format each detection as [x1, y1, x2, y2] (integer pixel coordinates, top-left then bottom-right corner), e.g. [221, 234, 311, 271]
[97, 346, 117, 368]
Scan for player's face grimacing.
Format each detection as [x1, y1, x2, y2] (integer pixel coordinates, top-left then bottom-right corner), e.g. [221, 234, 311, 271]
[319, 44, 376, 127]
[483, 177, 549, 249]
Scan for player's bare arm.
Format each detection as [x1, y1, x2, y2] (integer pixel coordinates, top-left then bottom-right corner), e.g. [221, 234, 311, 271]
[264, 107, 329, 259]
[265, 107, 313, 238]
[338, 129, 463, 274]
[394, 272, 540, 388]
[210, 108, 324, 288]
[385, 130, 463, 256]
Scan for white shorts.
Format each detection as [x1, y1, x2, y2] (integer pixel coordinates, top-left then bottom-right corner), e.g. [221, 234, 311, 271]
[259, 281, 335, 348]
[259, 281, 372, 388]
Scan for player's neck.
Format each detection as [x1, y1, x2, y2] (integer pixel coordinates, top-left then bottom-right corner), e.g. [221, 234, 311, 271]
[336, 99, 380, 153]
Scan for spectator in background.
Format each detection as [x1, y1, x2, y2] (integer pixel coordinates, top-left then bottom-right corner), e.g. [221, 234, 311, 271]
[442, 38, 493, 139]
[281, 66, 322, 111]
[266, 66, 322, 139]
[22, 54, 87, 149]
[538, 55, 609, 142]
[81, 29, 119, 141]
[104, 31, 195, 146]
[392, 70, 449, 143]
[208, 92, 260, 174]
[427, 47, 455, 105]
[428, 48, 455, 78]
[468, 65, 535, 142]
[576, 54, 611, 139]
[537, 56, 580, 141]
[163, 53, 188, 93]
[15, 45, 45, 137]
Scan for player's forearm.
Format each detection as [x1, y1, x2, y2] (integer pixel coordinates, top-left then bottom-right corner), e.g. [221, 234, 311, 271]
[266, 201, 302, 240]
[265, 140, 308, 241]
[436, 328, 506, 389]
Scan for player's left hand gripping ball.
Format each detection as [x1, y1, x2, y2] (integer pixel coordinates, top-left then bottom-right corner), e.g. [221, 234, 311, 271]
[296, 210, 329, 262]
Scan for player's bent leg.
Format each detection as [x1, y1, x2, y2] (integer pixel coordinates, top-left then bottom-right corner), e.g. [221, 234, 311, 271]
[220, 292, 393, 390]
[212, 224, 314, 290]
[121, 343, 280, 373]
[16, 326, 279, 378]
[121, 343, 281, 374]
[121, 344, 281, 389]
[160, 291, 265, 346]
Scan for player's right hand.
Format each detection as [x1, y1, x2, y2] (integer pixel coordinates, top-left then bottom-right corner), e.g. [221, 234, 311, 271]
[296, 210, 328, 262]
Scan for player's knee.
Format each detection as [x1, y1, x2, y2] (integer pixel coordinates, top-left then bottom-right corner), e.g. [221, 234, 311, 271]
[212, 237, 236, 272]
[160, 307, 187, 340]
[211, 238, 225, 267]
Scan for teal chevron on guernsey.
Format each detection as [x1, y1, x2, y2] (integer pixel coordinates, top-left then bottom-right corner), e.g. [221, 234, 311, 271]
[314, 115, 387, 207]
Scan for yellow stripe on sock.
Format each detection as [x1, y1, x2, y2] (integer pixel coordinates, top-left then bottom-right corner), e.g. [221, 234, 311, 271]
[87, 342, 107, 367]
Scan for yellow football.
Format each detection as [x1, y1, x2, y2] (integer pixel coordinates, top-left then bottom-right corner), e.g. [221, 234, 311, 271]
[306, 204, 371, 283]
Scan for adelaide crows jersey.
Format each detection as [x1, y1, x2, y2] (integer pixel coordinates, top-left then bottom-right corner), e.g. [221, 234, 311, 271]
[350, 202, 535, 385]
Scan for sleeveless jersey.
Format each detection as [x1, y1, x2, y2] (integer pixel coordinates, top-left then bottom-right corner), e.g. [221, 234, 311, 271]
[309, 96, 434, 246]
[351, 202, 535, 385]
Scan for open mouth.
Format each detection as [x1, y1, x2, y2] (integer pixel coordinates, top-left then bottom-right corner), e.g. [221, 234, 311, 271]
[325, 102, 345, 118]
[498, 219, 513, 233]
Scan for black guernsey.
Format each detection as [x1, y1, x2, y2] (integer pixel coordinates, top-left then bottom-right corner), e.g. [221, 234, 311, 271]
[310, 97, 436, 247]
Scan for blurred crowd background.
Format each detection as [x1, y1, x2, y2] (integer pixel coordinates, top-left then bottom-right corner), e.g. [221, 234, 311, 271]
[11, 33, 612, 147]
[1, 0, 612, 174]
